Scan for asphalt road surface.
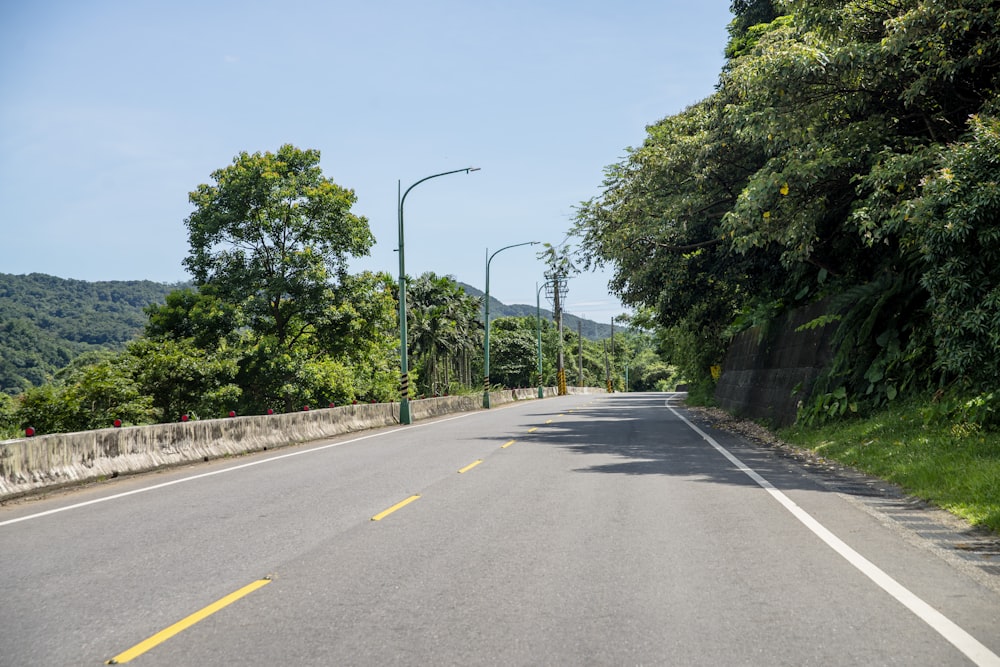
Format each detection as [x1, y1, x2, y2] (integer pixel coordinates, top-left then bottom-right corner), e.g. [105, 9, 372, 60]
[2, 393, 999, 665]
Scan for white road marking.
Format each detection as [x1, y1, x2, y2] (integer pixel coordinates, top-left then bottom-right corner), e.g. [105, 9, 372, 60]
[669, 405, 1000, 667]
[0, 411, 480, 528]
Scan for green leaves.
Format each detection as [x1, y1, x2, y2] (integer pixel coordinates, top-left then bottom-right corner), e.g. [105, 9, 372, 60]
[179, 145, 381, 410]
[183, 144, 373, 348]
[406, 273, 482, 396]
[575, 0, 1000, 405]
[908, 115, 1000, 384]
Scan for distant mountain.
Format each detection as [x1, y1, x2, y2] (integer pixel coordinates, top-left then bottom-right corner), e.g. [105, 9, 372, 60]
[459, 283, 612, 340]
[0, 273, 184, 394]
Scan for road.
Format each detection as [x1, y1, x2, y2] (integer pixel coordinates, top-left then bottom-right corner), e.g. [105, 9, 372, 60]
[2, 393, 999, 665]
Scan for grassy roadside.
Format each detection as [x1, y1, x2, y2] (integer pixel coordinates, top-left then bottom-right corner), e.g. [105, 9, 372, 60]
[777, 399, 1000, 534]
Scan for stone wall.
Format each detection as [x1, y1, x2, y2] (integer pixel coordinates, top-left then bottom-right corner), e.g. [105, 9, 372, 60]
[714, 300, 837, 427]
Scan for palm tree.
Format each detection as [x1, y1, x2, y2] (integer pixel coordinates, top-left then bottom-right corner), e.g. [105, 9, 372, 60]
[406, 273, 483, 395]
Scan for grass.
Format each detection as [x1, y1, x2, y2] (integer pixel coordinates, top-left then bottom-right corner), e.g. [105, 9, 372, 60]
[779, 399, 1000, 533]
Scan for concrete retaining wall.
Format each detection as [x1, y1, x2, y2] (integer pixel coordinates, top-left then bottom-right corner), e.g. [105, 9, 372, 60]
[0, 386, 604, 500]
[714, 299, 838, 427]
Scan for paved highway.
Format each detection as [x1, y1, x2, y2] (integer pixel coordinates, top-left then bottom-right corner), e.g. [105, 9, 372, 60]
[2, 393, 999, 665]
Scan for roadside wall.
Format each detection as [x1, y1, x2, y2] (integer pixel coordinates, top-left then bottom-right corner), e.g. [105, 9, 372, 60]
[0, 386, 602, 500]
[714, 300, 837, 427]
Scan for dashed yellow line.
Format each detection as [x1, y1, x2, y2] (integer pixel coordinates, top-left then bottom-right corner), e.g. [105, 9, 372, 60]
[501, 440, 516, 449]
[458, 460, 483, 474]
[527, 427, 538, 433]
[371, 494, 421, 521]
[106, 578, 272, 664]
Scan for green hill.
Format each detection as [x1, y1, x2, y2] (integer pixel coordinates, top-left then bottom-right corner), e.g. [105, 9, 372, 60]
[459, 283, 612, 340]
[0, 273, 184, 394]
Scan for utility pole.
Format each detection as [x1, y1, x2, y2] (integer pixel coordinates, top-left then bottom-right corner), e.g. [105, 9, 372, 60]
[604, 339, 611, 393]
[577, 319, 583, 387]
[554, 277, 566, 395]
[610, 316, 615, 392]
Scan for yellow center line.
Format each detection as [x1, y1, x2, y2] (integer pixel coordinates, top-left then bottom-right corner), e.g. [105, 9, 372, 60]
[501, 440, 516, 449]
[106, 578, 272, 664]
[545, 419, 553, 424]
[371, 494, 421, 521]
[527, 427, 538, 433]
[458, 460, 483, 474]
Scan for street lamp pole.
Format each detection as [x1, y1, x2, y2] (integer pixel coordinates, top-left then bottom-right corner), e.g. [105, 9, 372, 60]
[483, 241, 538, 408]
[398, 167, 479, 425]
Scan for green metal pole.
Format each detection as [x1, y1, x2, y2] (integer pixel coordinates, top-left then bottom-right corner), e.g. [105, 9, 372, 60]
[483, 241, 538, 409]
[398, 167, 479, 425]
[398, 180, 408, 423]
[483, 248, 490, 407]
[536, 282, 543, 398]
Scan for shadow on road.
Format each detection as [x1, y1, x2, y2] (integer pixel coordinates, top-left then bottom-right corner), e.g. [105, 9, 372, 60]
[497, 393, 862, 496]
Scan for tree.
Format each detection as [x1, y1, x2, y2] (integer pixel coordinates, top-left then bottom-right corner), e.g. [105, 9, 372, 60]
[573, 0, 1000, 412]
[572, 98, 785, 391]
[144, 285, 241, 351]
[0, 391, 16, 438]
[183, 145, 375, 409]
[406, 272, 483, 395]
[127, 337, 241, 421]
[14, 353, 154, 433]
[909, 114, 1000, 386]
[315, 271, 399, 402]
[489, 318, 538, 388]
[184, 144, 374, 349]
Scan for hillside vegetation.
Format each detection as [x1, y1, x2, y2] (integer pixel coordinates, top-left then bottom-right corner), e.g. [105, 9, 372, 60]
[459, 283, 613, 340]
[0, 272, 618, 397]
[573, 0, 1000, 420]
[0, 273, 182, 393]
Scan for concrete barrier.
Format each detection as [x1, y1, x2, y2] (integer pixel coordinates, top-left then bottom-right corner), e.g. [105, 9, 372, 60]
[714, 299, 837, 427]
[0, 387, 608, 500]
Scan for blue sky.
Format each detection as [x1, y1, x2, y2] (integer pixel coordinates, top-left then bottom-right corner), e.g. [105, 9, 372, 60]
[0, 1, 732, 323]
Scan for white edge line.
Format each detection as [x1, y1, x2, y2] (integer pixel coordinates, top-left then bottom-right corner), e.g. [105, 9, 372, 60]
[0, 410, 480, 528]
[668, 405, 1000, 667]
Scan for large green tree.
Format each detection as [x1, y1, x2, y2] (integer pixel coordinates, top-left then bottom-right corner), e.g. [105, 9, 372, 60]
[184, 144, 373, 348]
[183, 145, 376, 410]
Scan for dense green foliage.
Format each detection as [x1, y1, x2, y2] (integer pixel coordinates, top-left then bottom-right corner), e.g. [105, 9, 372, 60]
[0, 143, 670, 438]
[179, 145, 388, 413]
[184, 145, 373, 351]
[406, 272, 483, 396]
[0, 266, 652, 438]
[0, 273, 181, 394]
[573, 0, 1000, 417]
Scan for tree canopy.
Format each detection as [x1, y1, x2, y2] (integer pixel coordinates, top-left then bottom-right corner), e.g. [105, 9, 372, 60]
[184, 144, 374, 348]
[573, 0, 1000, 411]
[182, 145, 380, 411]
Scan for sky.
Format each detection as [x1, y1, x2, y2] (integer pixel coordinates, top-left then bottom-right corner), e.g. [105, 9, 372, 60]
[0, 1, 733, 324]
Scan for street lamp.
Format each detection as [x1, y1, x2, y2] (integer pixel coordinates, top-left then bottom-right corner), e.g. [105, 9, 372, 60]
[398, 167, 480, 425]
[483, 241, 539, 408]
